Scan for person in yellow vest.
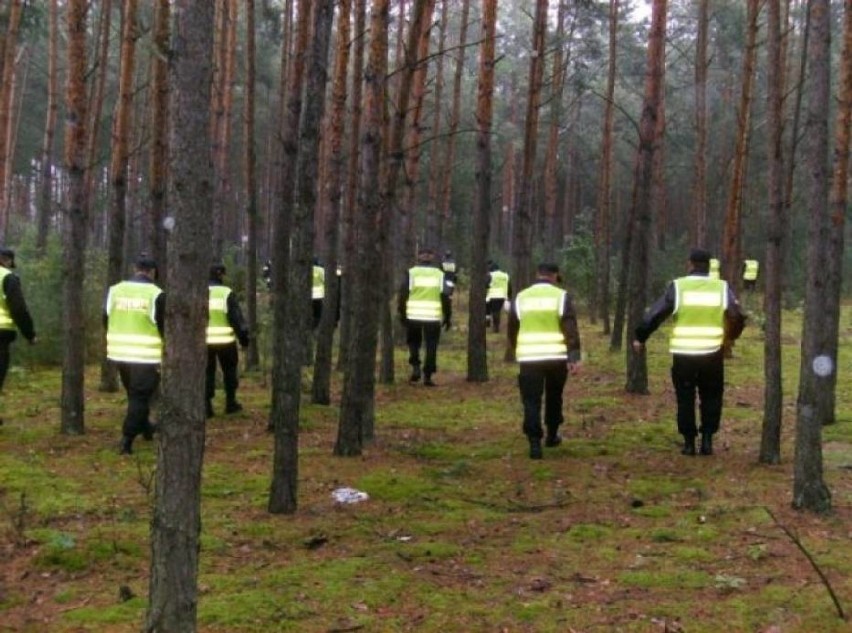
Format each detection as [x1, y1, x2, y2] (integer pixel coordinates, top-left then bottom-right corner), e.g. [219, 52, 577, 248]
[0, 247, 36, 426]
[632, 248, 746, 456]
[486, 261, 512, 333]
[206, 263, 250, 417]
[508, 263, 582, 459]
[708, 257, 721, 280]
[105, 256, 164, 455]
[312, 258, 326, 329]
[398, 247, 452, 386]
[741, 258, 759, 290]
[441, 250, 457, 296]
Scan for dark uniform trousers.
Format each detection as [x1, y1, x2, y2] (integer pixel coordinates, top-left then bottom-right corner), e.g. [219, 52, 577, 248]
[206, 342, 240, 403]
[117, 362, 159, 440]
[406, 321, 441, 375]
[670, 350, 724, 438]
[312, 299, 323, 329]
[518, 360, 568, 440]
[486, 299, 505, 333]
[0, 338, 12, 390]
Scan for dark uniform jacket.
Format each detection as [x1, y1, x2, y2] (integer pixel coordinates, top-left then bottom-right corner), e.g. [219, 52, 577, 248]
[0, 273, 35, 343]
[507, 280, 582, 363]
[102, 274, 166, 339]
[209, 281, 250, 347]
[397, 264, 453, 325]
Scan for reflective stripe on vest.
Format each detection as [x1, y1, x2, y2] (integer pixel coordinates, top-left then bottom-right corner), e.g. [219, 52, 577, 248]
[669, 276, 727, 355]
[106, 281, 163, 363]
[708, 258, 720, 280]
[515, 283, 568, 362]
[207, 285, 236, 344]
[312, 265, 325, 299]
[487, 270, 510, 301]
[743, 260, 759, 281]
[0, 267, 13, 330]
[406, 266, 443, 322]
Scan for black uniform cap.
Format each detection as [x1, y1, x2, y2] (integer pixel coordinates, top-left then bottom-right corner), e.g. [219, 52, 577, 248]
[0, 247, 14, 268]
[688, 248, 711, 264]
[135, 254, 158, 271]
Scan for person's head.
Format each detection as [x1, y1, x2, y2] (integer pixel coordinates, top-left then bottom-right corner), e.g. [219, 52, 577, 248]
[536, 262, 560, 283]
[688, 248, 711, 274]
[210, 262, 226, 282]
[444, 250, 453, 260]
[0, 246, 15, 269]
[417, 247, 435, 264]
[488, 260, 499, 272]
[134, 254, 158, 280]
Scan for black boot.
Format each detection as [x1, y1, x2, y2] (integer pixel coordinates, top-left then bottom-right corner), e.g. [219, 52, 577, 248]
[700, 433, 713, 456]
[544, 430, 562, 447]
[529, 438, 543, 460]
[681, 436, 696, 456]
[225, 399, 243, 414]
[409, 366, 422, 383]
[118, 435, 134, 455]
[423, 373, 436, 387]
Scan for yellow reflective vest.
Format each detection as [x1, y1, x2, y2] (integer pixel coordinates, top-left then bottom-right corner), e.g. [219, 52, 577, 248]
[312, 265, 325, 300]
[669, 276, 727, 355]
[515, 283, 568, 362]
[487, 270, 510, 301]
[708, 258, 721, 280]
[207, 285, 236, 345]
[406, 266, 444, 322]
[106, 281, 163, 364]
[743, 259, 759, 281]
[0, 266, 13, 330]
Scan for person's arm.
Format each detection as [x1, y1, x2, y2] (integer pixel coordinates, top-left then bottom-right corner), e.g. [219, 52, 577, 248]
[507, 298, 520, 350]
[227, 292, 250, 346]
[724, 286, 747, 343]
[3, 275, 35, 341]
[154, 292, 165, 337]
[633, 282, 676, 345]
[441, 292, 452, 327]
[397, 273, 409, 323]
[560, 293, 581, 364]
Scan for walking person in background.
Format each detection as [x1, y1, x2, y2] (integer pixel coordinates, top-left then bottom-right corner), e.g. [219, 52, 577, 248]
[398, 247, 452, 387]
[486, 261, 511, 333]
[741, 258, 759, 291]
[509, 263, 582, 459]
[0, 247, 36, 426]
[105, 256, 163, 455]
[312, 258, 325, 329]
[206, 263, 250, 417]
[632, 248, 746, 456]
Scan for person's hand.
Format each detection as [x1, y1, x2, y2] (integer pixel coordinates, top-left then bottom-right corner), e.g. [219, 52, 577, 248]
[239, 333, 250, 348]
[567, 360, 582, 376]
[399, 315, 408, 328]
[442, 318, 451, 331]
[632, 340, 644, 354]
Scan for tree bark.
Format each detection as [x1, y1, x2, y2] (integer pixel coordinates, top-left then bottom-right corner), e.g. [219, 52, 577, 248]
[36, 0, 58, 254]
[267, 0, 312, 513]
[625, 0, 666, 394]
[720, 0, 759, 289]
[511, 0, 547, 293]
[313, 0, 351, 405]
[145, 3, 214, 631]
[792, 0, 833, 513]
[542, 0, 567, 262]
[269, 0, 334, 514]
[0, 0, 20, 240]
[60, 0, 88, 437]
[147, 0, 170, 277]
[336, 0, 389, 456]
[760, 0, 786, 464]
[244, 0, 260, 370]
[466, 0, 497, 383]
[690, 0, 709, 248]
[595, 0, 618, 336]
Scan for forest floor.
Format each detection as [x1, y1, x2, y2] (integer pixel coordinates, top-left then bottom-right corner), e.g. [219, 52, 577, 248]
[0, 302, 850, 632]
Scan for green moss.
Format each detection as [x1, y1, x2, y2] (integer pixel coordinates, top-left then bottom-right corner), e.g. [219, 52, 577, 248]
[619, 569, 711, 589]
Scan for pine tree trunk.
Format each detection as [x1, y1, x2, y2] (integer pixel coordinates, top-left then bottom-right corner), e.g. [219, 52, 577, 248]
[0, 0, 20, 240]
[466, 0, 497, 383]
[625, 0, 666, 395]
[147, 0, 169, 277]
[792, 0, 833, 513]
[338, 0, 366, 371]
[267, 0, 312, 514]
[595, 0, 618, 335]
[759, 0, 786, 464]
[313, 0, 351, 405]
[60, 0, 88, 437]
[542, 1, 567, 263]
[721, 0, 759, 289]
[424, 0, 447, 249]
[511, 0, 547, 293]
[36, 0, 58, 254]
[145, 4, 214, 629]
[244, 0, 260, 370]
[690, 0, 708, 248]
[336, 0, 389, 456]
[436, 0, 469, 245]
